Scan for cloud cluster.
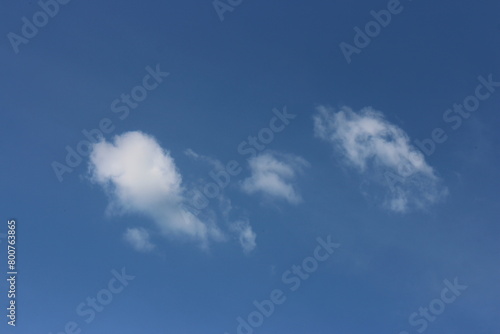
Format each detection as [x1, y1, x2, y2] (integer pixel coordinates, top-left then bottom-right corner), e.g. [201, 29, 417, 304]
[89, 131, 243, 251]
[314, 106, 447, 212]
[241, 152, 309, 204]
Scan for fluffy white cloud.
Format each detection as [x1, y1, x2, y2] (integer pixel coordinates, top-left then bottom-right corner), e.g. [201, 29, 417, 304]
[314, 106, 447, 212]
[123, 227, 155, 252]
[241, 152, 309, 204]
[89, 131, 224, 248]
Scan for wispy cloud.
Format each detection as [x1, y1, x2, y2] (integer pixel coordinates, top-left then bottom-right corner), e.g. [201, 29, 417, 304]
[123, 227, 155, 252]
[230, 220, 257, 254]
[314, 106, 447, 212]
[184, 148, 224, 170]
[241, 152, 309, 204]
[185, 150, 257, 254]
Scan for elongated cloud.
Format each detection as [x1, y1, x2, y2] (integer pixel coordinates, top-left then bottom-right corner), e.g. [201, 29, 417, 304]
[88, 131, 225, 248]
[314, 106, 447, 212]
[241, 152, 309, 204]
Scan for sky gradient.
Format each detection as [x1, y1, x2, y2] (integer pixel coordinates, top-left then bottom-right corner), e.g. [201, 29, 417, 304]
[1, 0, 500, 333]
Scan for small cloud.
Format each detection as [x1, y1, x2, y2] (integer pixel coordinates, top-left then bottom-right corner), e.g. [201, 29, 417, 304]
[123, 227, 155, 252]
[314, 106, 447, 212]
[230, 220, 257, 254]
[241, 152, 309, 204]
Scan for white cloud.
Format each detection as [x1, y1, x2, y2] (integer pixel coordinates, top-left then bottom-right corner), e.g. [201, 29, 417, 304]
[89, 131, 258, 253]
[123, 227, 155, 252]
[230, 220, 257, 254]
[89, 131, 224, 248]
[241, 152, 309, 204]
[314, 106, 447, 212]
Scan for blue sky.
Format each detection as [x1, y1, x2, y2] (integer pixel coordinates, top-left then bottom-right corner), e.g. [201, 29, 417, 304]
[1, 0, 500, 333]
